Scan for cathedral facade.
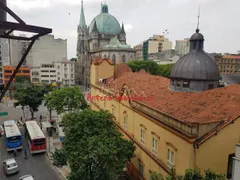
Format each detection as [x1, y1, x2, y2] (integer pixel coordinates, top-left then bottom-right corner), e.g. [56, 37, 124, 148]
[76, 1, 136, 88]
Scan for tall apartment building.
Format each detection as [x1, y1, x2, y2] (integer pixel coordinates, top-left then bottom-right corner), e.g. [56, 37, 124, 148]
[31, 59, 75, 86]
[0, 38, 10, 85]
[215, 55, 240, 74]
[175, 38, 190, 55]
[134, 44, 143, 60]
[55, 59, 75, 86]
[143, 34, 172, 60]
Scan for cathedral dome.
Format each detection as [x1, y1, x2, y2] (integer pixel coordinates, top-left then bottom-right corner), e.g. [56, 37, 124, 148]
[89, 4, 121, 35]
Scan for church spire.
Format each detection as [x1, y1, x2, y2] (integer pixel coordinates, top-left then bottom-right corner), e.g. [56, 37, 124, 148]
[121, 22, 125, 34]
[79, 0, 87, 28]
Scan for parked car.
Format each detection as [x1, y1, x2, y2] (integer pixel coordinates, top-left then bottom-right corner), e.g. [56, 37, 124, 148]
[3, 158, 19, 176]
[19, 174, 35, 180]
[0, 125, 4, 136]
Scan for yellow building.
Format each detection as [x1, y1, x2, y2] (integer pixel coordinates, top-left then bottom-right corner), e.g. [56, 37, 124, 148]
[89, 58, 240, 180]
[215, 55, 240, 74]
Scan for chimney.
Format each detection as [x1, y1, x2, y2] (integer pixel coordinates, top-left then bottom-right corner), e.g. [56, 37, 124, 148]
[0, 0, 7, 35]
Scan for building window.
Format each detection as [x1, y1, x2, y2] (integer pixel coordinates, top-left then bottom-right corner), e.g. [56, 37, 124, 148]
[183, 81, 190, 88]
[140, 129, 145, 144]
[138, 161, 144, 178]
[122, 55, 126, 63]
[208, 84, 214, 90]
[177, 81, 181, 87]
[167, 149, 175, 169]
[104, 54, 107, 58]
[152, 137, 158, 156]
[123, 116, 127, 129]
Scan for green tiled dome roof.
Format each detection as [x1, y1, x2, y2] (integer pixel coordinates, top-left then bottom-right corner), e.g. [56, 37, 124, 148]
[89, 4, 121, 35]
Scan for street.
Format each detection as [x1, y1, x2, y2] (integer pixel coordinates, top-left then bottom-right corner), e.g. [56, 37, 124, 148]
[0, 100, 63, 180]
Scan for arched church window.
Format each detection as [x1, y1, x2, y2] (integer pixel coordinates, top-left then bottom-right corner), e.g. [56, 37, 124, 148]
[122, 55, 126, 63]
[112, 54, 116, 64]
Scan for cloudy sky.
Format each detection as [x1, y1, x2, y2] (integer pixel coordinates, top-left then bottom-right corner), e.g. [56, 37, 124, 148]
[7, 0, 240, 58]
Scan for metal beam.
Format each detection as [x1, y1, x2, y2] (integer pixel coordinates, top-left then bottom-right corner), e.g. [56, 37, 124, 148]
[0, 2, 25, 24]
[0, 35, 31, 41]
[0, 35, 40, 102]
[0, 21, 52, 34]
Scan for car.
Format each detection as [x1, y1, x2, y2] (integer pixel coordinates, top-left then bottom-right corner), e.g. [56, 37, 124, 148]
[3, 158, 19, 176]
[0, 125, 4, 136]
[19, 174, 35, 180]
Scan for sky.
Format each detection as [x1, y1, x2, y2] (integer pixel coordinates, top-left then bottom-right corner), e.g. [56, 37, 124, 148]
[6, 0, 240, 58]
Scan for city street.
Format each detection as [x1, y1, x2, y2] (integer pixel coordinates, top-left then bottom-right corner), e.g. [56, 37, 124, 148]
[0, 100, 63, 180]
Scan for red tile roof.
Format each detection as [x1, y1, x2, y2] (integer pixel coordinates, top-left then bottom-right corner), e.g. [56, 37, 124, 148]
[222, 55, 240, 59]
[101, 70, 240, 124]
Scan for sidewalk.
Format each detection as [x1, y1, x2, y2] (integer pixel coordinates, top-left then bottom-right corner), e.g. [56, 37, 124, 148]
[42, 126, 71, 179]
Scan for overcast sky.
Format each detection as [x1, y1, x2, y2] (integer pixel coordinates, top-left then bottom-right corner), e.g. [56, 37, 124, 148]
[7, 0, 240, 58]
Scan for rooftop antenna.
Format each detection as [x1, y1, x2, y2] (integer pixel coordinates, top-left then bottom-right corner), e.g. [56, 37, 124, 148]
[196, 6, 200, 32]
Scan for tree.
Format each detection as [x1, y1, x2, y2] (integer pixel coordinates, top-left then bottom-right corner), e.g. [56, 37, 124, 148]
[157, 64, 175, 78]
[51, 149, 67, 167]
[127, 60, 159, 75]
[15, 76, 30, 83]
[13, 83, 45, 119]
[150, 172, 165, 180]
[59, 110, 136, 180]
[44, 86, 88, 114]
[70, 58, 77, 62]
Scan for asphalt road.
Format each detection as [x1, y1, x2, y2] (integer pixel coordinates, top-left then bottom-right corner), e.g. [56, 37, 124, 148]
[0, 102, 63, 180]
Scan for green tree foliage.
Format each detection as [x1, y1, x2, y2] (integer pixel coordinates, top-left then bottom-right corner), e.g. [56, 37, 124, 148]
[151, 168, 227, 180]
[15, 76, 30, 83]
[126, 60, 175, 78]
[13, 83, 45, 119]
[127, 60, 159, 75]
[157, 64, 175, 78]
[70, 58, 77, 62]
[51, 149, 67, 167]
[61, 110, 136, 180]
[44, 86, 88, 114]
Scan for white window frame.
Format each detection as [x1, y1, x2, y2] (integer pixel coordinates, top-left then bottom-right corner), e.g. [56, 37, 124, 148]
[138, 161, 144, 178]
[167, 149, 175, 169]
[140, 129, 145, 144]
[123, 116, 127, 129]
[152, 137, 158, 156]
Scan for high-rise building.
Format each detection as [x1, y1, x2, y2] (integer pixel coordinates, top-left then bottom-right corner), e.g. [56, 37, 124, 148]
[0, 38, 10, 85]
[76, 1, 135, 88]
[175, 38, 190, 55]
[142, 34, 172, 60]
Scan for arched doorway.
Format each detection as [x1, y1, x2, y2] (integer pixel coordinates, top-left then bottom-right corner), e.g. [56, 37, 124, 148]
[122, 55, 126, 63]
[112, 54, 116, 64]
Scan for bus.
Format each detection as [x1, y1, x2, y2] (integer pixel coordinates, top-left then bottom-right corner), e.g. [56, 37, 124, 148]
[25, 121, 46, 154]
[3, 120, 23, 151]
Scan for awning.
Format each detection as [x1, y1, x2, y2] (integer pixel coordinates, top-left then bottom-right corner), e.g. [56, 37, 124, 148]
[41, 121, 52, 129]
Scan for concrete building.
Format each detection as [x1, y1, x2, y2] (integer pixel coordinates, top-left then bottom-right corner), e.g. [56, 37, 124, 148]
[134, 44, 143, 60]
[175, 38, 190, 55]
[215, 55, 240, 74]
[0, 38, 10, 85]
[89, 58, 240, 180]
[26, 35, 67, 67]
[143, 35, 172, 60]
[54, 59, 75, 86]
[76, 1, 135, 88]
[31, 59, 75, 86]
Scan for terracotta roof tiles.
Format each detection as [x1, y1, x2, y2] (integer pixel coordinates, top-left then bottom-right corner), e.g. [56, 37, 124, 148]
[104, 72, 240, 124]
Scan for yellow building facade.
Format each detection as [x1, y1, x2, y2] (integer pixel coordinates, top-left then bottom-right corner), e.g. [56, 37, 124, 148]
[89, 58, 240, 180]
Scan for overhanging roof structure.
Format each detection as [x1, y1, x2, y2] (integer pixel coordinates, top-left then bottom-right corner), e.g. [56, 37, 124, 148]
[0, 2, 52, 101]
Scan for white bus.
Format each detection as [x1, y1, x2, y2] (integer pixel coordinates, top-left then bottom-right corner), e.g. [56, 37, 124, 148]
[25, 121, 46, 154]
[3, 120, 23, 151]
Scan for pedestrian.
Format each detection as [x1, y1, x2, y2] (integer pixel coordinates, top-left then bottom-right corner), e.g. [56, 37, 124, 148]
[24, 129, 27, 138]
[20, 117, 23, 121]
[40, 115, 42, 121]
[23, 149, 28, 159]
[13, 147, 17, 157]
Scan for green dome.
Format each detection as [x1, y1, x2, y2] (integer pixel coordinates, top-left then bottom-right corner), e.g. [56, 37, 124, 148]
[89, 5, 121, 35]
